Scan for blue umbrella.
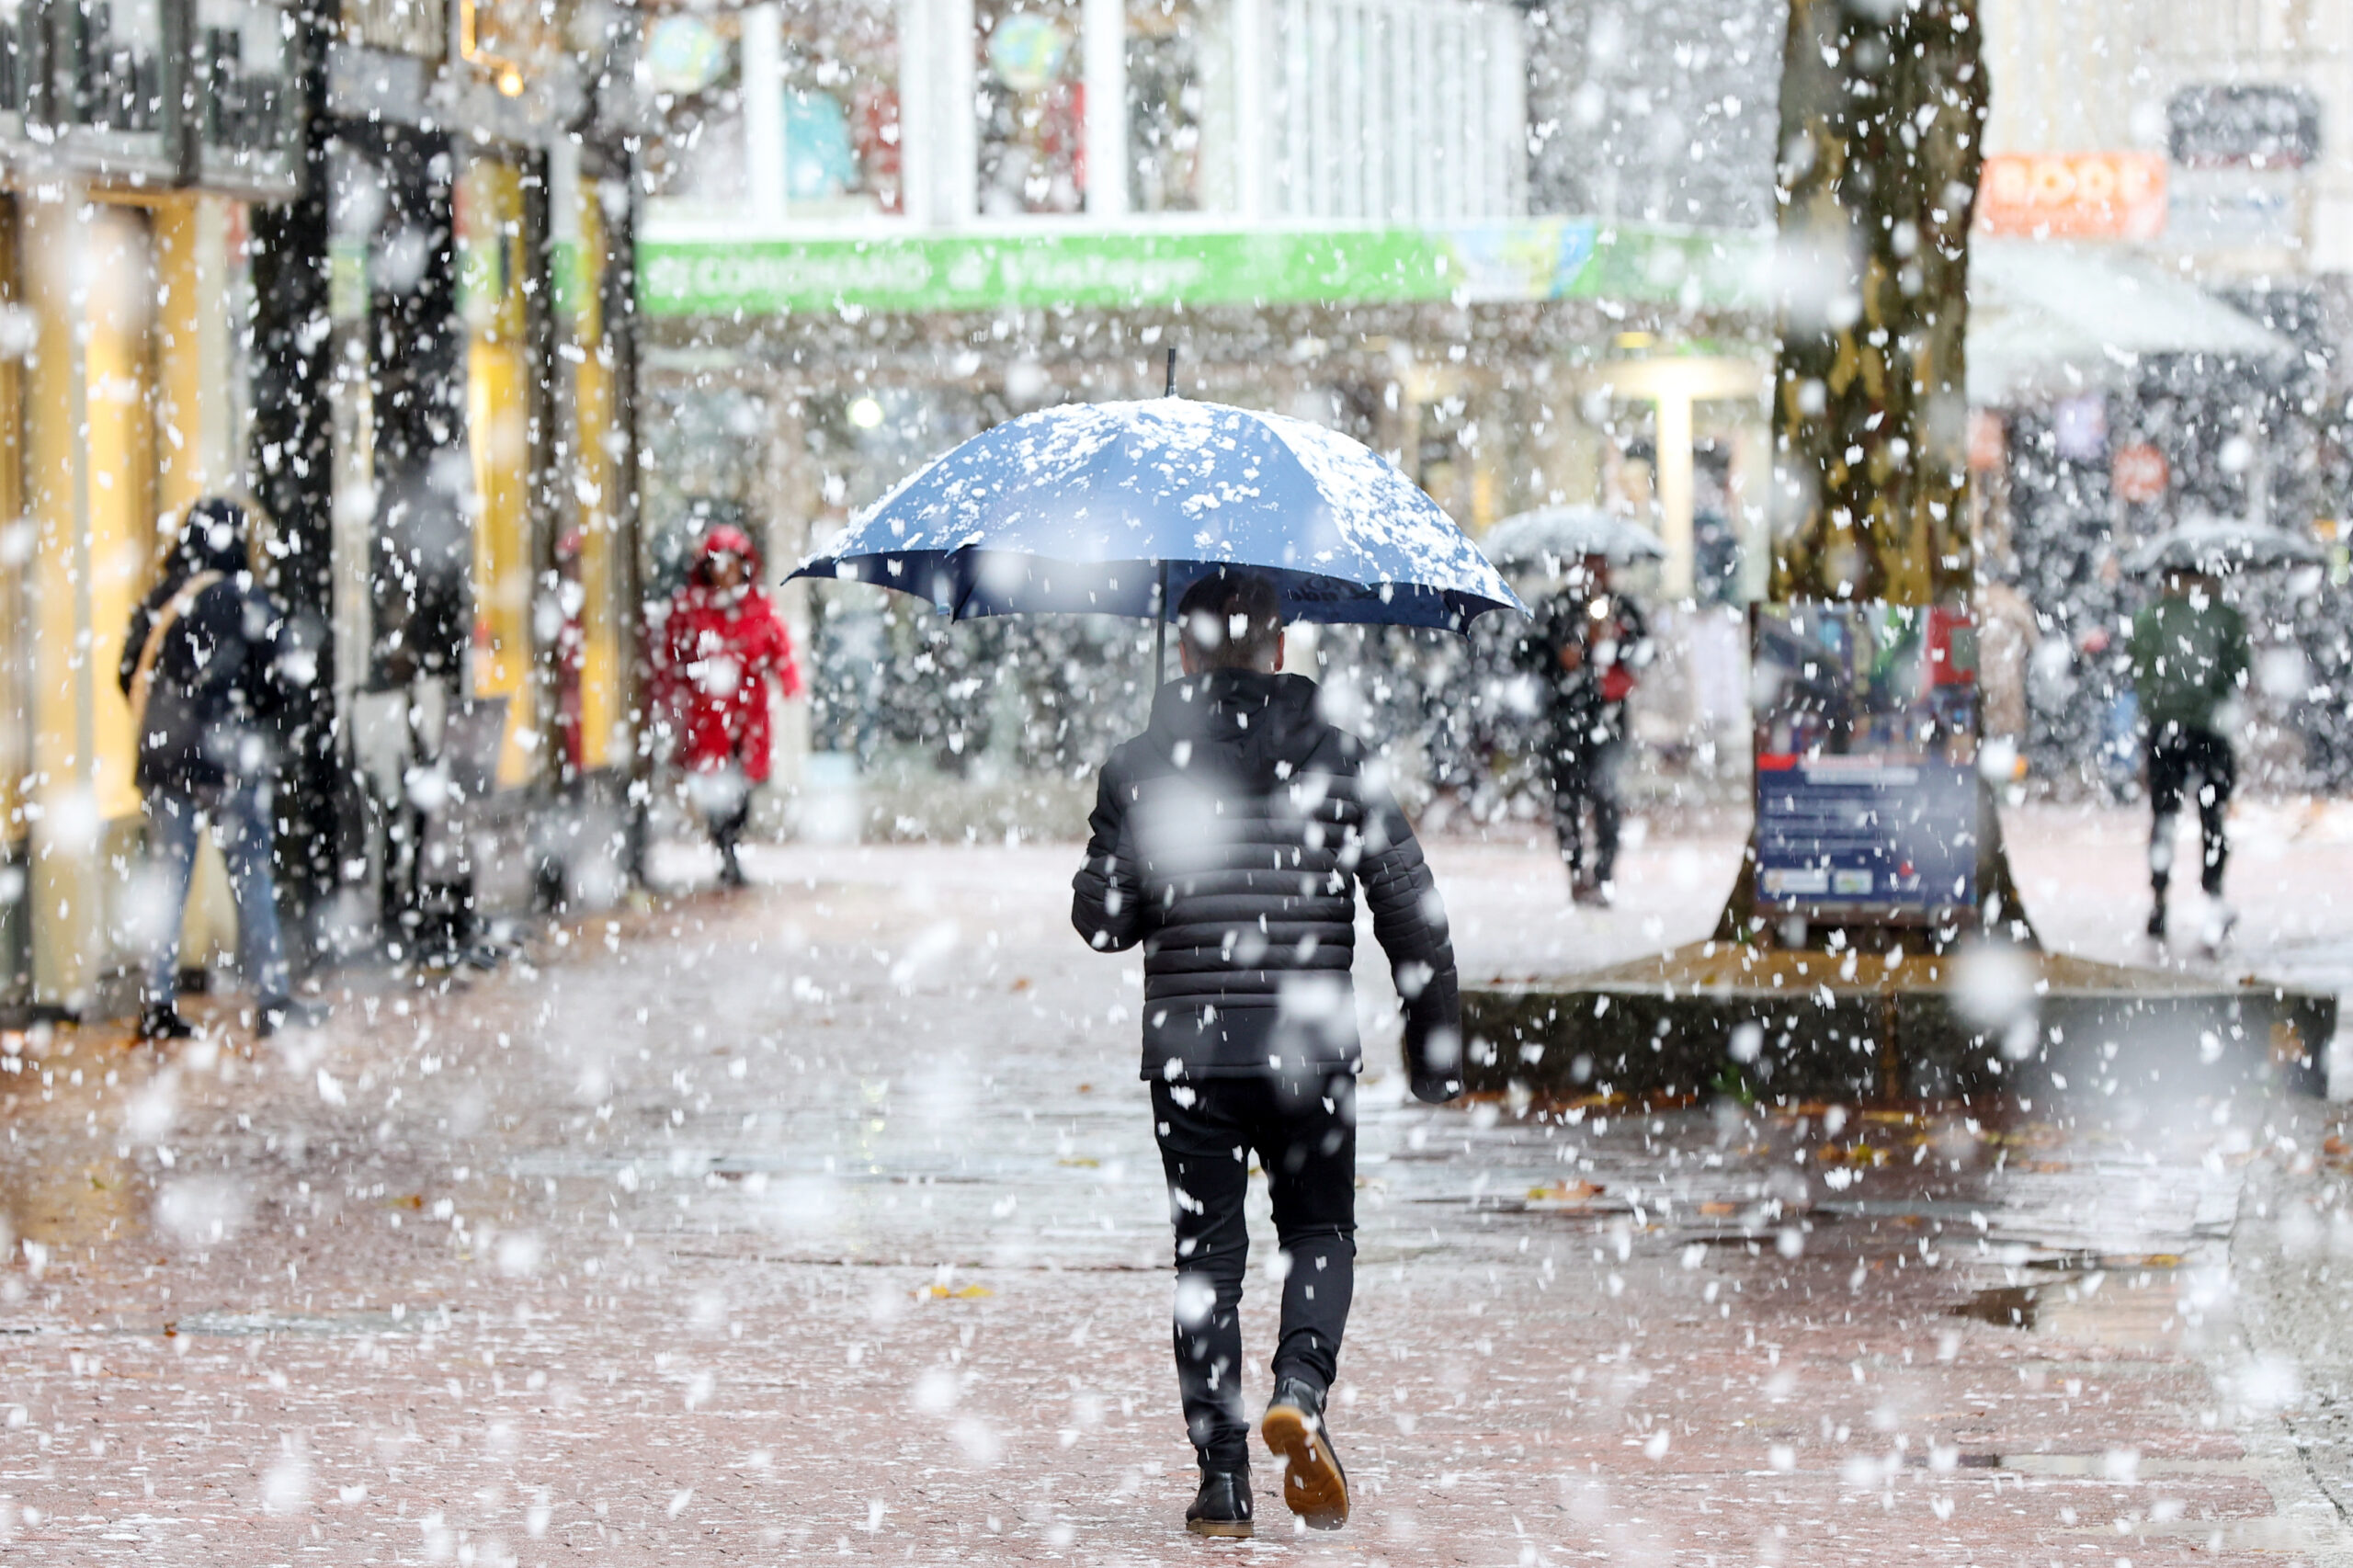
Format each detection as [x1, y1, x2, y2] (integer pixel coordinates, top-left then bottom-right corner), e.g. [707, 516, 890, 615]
[787, 398, 1526, 643]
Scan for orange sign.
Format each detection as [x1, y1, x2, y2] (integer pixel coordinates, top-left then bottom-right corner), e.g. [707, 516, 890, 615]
[1977, 152, 2168, 241]
[2112, 442, 2169, 504]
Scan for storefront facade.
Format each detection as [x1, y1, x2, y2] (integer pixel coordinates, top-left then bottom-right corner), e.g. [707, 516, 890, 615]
[0, 0, 304, 1012]
[632, 0, 1780, 806]
[260, 0, 642, 963]
[0, 0, 639, 1014]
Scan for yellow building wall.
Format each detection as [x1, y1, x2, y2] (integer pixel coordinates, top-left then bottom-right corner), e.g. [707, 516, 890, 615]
[571, 185, 621, 773]
[460, 153, 538, 789]
[22, 199, 157, 1003]
[25, 202, 153, 827]
[83, 210, 156, 829]
[153, 198, 230, 517]
[13, 191, 256, 1005]
[153, 196, 242, 969]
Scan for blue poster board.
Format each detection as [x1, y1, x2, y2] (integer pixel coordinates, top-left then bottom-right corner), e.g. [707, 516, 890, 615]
[1752, 605, 1981, 924]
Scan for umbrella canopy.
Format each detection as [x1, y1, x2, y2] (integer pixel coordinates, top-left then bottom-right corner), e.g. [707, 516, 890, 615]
[2124, 517, 2324, 576]
[789, 399, 1525, 631]
[1480, 505, 1666, 568]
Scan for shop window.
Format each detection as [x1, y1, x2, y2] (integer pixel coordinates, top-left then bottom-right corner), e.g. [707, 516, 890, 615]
[342, 0, 443, 60]
[459, 0, 562, 98]
[780, 0, 901, 217]
[641, 388, 764, 599]
[1270, 0, 1526, 222]
[193, 0, 301, 189]
[65, 0, 170, 136]
[642, 11, 745, 207]
[1126, 0, 1207, 212]
[976, 0, 1084, 215]
[8, 0, 306, 195]
[0, 0, 28, 119]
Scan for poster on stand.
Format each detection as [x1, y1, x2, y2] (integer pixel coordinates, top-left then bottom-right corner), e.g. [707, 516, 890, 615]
[1751, 603, 1981, 926]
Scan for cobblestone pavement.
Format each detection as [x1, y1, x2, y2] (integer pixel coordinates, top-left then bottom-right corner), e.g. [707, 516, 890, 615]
[1, 806, 2351, 1565]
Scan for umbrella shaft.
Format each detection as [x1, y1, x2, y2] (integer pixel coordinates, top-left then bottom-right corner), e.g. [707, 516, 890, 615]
[1154, 561, 1168, 686]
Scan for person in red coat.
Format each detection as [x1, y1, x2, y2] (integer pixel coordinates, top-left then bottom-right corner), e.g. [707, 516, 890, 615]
[654, 526, 802, 887]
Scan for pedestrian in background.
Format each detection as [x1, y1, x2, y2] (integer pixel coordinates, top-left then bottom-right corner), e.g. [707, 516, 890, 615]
[120, 497, 321, 1040]
[1518, 551, 1650, 904]
[1073, 569, 1462, 1540]
[2129, 565, 2250, 944]
[654, 525, 801, 889]
[1975, 568, 2040, 781]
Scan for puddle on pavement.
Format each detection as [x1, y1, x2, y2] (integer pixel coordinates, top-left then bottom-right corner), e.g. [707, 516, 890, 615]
[1951, 1254, 2193, 1346]
[1953, 1284, 2040, 1327]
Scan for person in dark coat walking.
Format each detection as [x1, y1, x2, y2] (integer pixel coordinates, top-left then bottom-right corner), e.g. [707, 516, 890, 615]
[2128, 566, 2251, 943]
[119, 498, 317, 1040]
[1517, 552, 1650, 904]
[1073, 570, 1462, 1539]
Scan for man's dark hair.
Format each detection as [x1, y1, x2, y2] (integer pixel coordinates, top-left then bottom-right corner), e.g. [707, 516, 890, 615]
[1176, 570, 1283, 671]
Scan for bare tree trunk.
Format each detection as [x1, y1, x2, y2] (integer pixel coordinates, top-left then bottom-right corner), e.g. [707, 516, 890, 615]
[1768, 0, 1986, 607]
[1720, 0, 2029, 947]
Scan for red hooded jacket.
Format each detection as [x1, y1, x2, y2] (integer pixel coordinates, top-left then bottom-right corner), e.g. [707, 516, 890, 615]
[654, 527, 802, 782]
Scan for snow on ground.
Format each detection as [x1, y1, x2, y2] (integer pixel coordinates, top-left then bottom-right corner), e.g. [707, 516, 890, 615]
[0, 806, 2349, 1562]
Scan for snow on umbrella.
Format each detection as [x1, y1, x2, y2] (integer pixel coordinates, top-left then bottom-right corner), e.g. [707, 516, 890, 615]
[1480, 506, 1666, 568]
[787, 399, 1526, 632]
[2123, 517, 2324, 576]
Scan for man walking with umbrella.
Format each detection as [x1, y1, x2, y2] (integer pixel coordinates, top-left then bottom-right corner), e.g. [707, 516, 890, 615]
[2129, 564, 2251, 943]
[1073, 570, 1463, 1538]
[788, 388, 1517, 1534]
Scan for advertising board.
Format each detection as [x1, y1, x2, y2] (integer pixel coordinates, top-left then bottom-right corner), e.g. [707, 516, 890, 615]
[1752, 604, 1982, 926]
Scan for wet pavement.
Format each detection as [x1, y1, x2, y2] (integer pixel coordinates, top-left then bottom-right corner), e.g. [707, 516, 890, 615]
[2, 802, 2352, 1564]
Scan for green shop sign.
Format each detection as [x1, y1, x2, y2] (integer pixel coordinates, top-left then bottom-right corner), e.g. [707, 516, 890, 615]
[637, 221, 1768, 320]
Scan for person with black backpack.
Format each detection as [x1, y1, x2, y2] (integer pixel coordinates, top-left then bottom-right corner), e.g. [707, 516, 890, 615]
[1073, 569, 1463, 1539]
[119, 498, 323, 1040]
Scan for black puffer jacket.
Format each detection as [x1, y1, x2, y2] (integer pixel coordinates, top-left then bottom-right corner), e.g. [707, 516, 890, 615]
[118, 528, 288, 794]
[1073, 669, 1462, 1099]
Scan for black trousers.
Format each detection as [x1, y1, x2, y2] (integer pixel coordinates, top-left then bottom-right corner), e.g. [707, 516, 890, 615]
[1548, 725, 1624, 881]
[2146, 724, 2234, 897]
[1152, 1074, 1356, 1470]
[711, 797, 751, 857]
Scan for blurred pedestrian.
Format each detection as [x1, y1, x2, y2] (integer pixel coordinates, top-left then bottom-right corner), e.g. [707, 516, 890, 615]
[654, 525, 801, 889]
[1072, 570, 1462, 1539]
[1975, 570, 2040, 779]
[119, 497, 320, 1040]
[2128, 566, 2250, 943]
[1518, 552, 1650, 903]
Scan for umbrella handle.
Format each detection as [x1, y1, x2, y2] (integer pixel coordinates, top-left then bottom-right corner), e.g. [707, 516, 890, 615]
[1165, 347, 1176, 398]
[1154, 560, 1169, 687]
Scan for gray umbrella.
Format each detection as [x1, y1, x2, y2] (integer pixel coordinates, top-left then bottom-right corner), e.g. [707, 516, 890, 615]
[2124, 517, 2324, 575]
[1480, 506, 1667, 568]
